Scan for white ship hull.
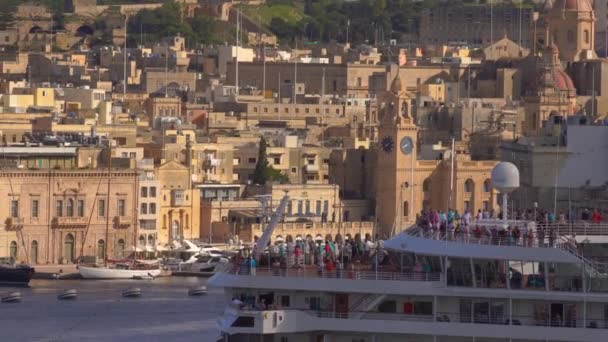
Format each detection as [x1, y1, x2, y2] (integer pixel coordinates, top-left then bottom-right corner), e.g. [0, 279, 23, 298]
[78, 266, 161, 279]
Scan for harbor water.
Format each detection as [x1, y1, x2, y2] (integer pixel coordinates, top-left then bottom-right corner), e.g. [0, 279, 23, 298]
[0, 277, 222, 342]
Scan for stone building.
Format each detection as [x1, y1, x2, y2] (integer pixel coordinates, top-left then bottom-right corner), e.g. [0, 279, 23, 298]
[155, 160, 201, 246]
[419, 2, 535, 47]
[535, 0, 596, 63]
[0, 169, 138, 264]
[233, 143, 331, 185]
[523, 44, 577, 135]
[333, 71, 499, 238]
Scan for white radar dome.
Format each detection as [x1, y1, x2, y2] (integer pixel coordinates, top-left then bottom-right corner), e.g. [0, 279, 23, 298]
[491, 162, 520, 194]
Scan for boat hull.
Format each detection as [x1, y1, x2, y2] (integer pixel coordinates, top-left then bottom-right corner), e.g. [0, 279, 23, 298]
[78, 266, 161, 279]
[0, 265, 35, 286]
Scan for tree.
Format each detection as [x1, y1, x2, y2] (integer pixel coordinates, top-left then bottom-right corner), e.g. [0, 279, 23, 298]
[253, 137, 269, 185]
[253, 137, 290, 185]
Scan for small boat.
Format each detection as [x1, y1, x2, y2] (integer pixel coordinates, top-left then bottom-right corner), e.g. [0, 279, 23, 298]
[0, 263, 35, 286]
[78, 265, 161, 280]
[122, 287, 142, 298]
[57, 289, 77, 300]
[188, 286, 207, 296]
[1, 291, 22, 303]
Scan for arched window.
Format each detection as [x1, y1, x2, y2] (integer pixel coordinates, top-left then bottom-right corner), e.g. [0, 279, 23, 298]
[30, 240, 38, 264]
[9, 241, 17, 260]
[147, 235, 154, 246]
[138, 235, 145, 247]
[483, 179, 491, 193]
[464, 179, 474, 193]
[403, 201, 409, 217]
[423, 178, 431, 192]
[64, 234, 74, 263]
[66, 199, 74, 217]
[97, 239, 105, 260]
[116, 239, 125, 258]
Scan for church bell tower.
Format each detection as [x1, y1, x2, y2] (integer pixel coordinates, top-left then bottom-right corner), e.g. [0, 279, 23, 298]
[375, 70, 418, 238]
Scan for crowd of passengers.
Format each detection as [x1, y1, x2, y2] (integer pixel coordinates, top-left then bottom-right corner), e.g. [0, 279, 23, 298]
[415, 207, 606, 248]
[232, 233, 395, 276]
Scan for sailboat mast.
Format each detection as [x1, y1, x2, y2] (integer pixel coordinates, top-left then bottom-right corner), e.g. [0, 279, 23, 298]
[104, 139, 112, 267]
[133, 163, 139, 264]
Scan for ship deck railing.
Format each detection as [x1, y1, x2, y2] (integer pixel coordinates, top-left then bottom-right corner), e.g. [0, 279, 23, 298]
[405, 225, 578, 250]
[219, 264, 441, 282]
[235, 308, 607, 330]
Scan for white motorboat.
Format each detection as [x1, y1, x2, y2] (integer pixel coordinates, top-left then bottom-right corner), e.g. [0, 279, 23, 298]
[78, 265, 161, 279]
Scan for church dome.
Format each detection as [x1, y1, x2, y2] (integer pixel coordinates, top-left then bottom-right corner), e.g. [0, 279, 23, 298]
[552, 69, 575, 91]
[530, 44, 576, 93]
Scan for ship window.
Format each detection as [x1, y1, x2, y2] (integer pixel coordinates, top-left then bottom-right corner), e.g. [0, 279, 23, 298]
[378, 300, 397, 313]
[414, 301, 433, 315]
[306, 297, 321, 310]
[231, 316, 255, 327]
[280, 295, 290, 307]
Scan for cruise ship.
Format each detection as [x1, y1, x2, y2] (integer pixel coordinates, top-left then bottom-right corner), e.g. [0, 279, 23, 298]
[210, 210, 608, 342]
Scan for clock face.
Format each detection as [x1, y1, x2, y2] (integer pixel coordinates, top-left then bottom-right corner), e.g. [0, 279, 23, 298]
[400, 137, 414, 155]
[381, 136, 394, 153]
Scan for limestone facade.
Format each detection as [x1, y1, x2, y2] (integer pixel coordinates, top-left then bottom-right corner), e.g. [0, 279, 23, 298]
[0, 169, 138, 264]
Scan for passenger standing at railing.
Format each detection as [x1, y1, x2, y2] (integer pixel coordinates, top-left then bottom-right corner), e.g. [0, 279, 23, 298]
[303, 240, 311, 265]
[568, 233, 577, 250]
[439, 211, 447, 232]
[336, 259, 343, 278]
[294, 244, 301, 266]
[513, 226, 521, 245]
[249, 257, 257, 276]
[558, 211, 566, 233]
[527, 227, 535, 247]
[538, 227, 545, 247]
[548, 227, 557, 247]
[463, 210, 471, 227]
[592, 209, 602, 224]
[506, 227, 514, 245]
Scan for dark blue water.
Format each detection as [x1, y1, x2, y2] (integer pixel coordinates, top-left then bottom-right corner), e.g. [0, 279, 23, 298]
[0, 277, 223, 342]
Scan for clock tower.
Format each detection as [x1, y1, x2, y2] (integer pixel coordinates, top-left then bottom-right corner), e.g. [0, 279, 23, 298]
[375, 71, 418, 238]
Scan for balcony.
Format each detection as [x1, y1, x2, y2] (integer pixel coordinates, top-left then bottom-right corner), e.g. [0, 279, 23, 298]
[4, 217, 23, 231]
[113, 216, 133, 229]
[51, 216, 87, 229]
[304, 164, 319, 172]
